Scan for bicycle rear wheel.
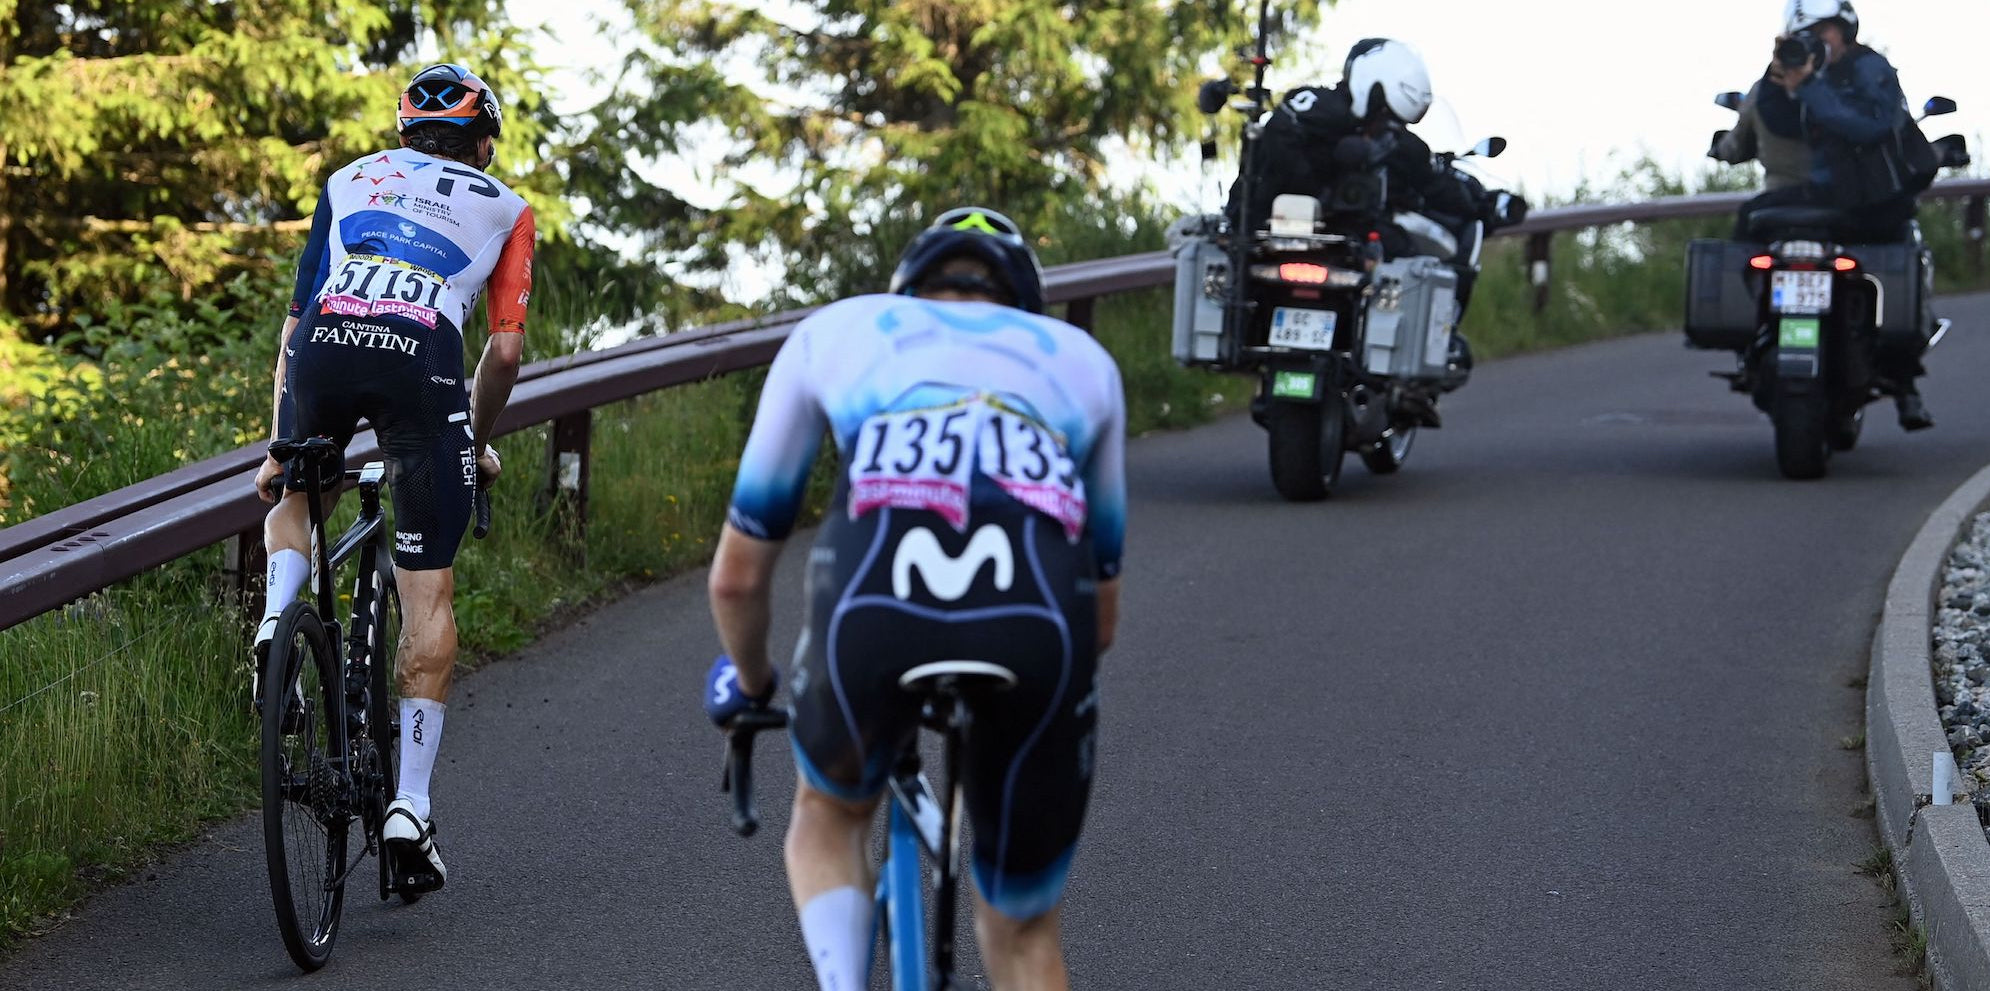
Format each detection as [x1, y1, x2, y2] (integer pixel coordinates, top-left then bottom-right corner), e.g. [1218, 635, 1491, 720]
[261, 601, 349, 971]
[364, 564, 420, 904]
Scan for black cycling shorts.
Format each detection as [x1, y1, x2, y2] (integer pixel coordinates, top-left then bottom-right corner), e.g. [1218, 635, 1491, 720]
[278, 311, 474, 571]
[789, 500, 1100, 921]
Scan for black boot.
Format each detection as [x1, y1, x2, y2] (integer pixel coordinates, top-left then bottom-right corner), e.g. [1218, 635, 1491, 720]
[1897, 392, 1934, 432]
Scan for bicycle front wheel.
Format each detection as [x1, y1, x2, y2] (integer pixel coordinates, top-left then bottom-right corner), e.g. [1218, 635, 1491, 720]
[261, 601, 349, 971]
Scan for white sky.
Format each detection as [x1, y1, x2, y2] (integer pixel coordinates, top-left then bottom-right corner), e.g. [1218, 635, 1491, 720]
[506, 0, 1990, 207]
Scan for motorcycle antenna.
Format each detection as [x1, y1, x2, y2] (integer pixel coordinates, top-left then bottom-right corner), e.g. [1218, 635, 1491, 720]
[1222, 0, 1276, 356]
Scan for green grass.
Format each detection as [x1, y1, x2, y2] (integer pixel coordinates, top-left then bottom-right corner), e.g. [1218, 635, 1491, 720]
[0, 567, 257, 938]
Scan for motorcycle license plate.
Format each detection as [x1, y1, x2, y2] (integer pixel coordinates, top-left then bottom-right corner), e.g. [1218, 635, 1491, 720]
[1778, 317, 1821, 349]
[1269, 307, 1337, 350]
[1271, 371, 1317, 399]
[1770, 270, 1832, 314]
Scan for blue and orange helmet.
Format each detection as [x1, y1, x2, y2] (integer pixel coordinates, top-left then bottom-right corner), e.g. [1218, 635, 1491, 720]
[397, 63, 504, 140]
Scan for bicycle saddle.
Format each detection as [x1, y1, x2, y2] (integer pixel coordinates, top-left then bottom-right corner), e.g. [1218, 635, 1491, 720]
[899, 660, 1019, 696]
[268, 437, 344, 491]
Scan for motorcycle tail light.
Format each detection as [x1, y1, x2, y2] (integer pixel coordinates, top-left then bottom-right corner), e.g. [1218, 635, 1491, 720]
[1278, 262, 1331, 284]
[1833, 257, 1858, 272]
[1749, 255, 1774, 270]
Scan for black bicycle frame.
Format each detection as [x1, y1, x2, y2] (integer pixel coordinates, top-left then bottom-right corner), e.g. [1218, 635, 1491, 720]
[290, 448, 392, 885]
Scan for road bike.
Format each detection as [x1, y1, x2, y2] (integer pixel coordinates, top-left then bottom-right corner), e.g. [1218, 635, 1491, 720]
[259, 437, 488, 971]
[724, 660, 1019, 991]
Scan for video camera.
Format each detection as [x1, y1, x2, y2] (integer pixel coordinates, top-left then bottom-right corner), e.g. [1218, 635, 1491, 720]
[1776, 30, 1828, 71]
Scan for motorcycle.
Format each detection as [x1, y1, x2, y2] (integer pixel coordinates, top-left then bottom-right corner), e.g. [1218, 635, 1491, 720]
[1171, 21, 1524, 501]
[1685, 94, 1969, 479]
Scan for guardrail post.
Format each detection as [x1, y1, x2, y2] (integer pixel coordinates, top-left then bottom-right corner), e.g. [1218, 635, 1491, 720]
[1526, 232, 1553, 314]
[222, 528, 267, 616]
[540, 410, 592, 548]
[1966, 196, 1986, 276]
[1064, 297, 1095, 332]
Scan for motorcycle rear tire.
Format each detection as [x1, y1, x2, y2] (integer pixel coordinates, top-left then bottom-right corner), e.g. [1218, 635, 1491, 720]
[1268, 397, 1346, 502]
[1773, 392, 1831, 480]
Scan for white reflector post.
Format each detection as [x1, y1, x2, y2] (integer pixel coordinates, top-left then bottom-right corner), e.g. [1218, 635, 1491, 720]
[1934, 750, 1961, 805]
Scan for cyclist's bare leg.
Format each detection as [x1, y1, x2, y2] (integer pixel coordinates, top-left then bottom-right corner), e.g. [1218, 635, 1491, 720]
[974, 901, 1070, 991]
[786, 781, 880, 989]
[394, 564, 457, 703]
[262, 490, 312, 558]
[785, 780, 877, 901]
[258, 489, 340, 630]
[391, 564, 456, 828]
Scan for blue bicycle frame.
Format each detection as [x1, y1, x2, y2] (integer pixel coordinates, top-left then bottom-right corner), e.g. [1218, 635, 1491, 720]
[726, 665, 1004, 991]
[879, 751, 955, 991]
[880, 788, 930, 989]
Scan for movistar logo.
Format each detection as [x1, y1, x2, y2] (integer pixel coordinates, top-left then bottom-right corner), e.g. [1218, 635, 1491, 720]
[892, 525, 1013, 602]
[950, 212, 1005, 236]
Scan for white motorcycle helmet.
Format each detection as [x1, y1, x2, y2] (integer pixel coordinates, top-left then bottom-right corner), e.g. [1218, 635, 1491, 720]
[1784, 0, 1859, 39]
[1346, 39, 1433, 126]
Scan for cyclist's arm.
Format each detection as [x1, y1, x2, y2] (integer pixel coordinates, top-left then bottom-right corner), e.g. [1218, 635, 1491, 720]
[266, 315, 299, 444]
[1796, 53, 1904, 146]
[710, 325, 826, 695]
[710, 527, 782, 698]
[1087, 360, 1128, 656]
[258, 194, 333, 497]
[269, 194, 335, 439]
[469, 206, 535, 456]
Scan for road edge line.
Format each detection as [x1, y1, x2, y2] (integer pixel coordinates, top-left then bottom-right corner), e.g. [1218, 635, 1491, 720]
[1869, 460, 1990, 989]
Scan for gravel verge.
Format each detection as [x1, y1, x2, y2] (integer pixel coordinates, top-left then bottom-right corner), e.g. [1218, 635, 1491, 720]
[1871, 462, 1990, 990]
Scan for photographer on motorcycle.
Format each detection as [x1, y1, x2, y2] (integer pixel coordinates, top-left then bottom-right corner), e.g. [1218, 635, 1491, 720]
[1733, 0, 1933, 430]
[1710, 80, 1810, 191]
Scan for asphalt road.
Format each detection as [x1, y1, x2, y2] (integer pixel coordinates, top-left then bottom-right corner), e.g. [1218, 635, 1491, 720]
[10, 294, 1990, 990]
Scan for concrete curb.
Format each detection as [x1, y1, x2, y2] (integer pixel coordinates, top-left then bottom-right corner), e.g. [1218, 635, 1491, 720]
[1869, 460, 1990, 990]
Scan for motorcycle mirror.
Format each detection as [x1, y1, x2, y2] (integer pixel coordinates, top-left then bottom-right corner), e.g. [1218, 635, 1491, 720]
[1714, 91, 1745, 112]
[1923, 96, 1959, 118]
[1470, 137, 1507, 160]
[1197, 79, 1237, 116]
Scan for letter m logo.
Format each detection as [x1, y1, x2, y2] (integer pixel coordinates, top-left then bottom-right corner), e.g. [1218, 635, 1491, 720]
[891, 525, 1014, 603]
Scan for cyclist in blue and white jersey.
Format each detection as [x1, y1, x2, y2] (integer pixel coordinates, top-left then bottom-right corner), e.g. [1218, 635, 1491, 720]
[252, 62, 535, 893]
[704, 207, 1127, 990]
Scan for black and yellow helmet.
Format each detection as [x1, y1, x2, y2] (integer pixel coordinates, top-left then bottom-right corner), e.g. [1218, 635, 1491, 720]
[889, 207, 1046, 314]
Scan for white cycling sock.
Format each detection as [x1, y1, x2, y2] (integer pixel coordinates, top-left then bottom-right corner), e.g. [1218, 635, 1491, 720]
[397, 698, 446, 820]
[798, 886, 872, 991]
[261, 549, 309, 628]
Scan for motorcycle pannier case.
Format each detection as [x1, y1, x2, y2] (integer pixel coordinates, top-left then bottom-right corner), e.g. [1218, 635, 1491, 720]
[1171, 233, 1229, 367]
[1843, 241, 1932, 352]
[1362, 256, 1457, 381]
[1683, 239, 1764, 351]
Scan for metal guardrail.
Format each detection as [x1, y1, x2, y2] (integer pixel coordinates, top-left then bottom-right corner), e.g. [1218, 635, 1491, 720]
[6, 179, 1990, 631]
